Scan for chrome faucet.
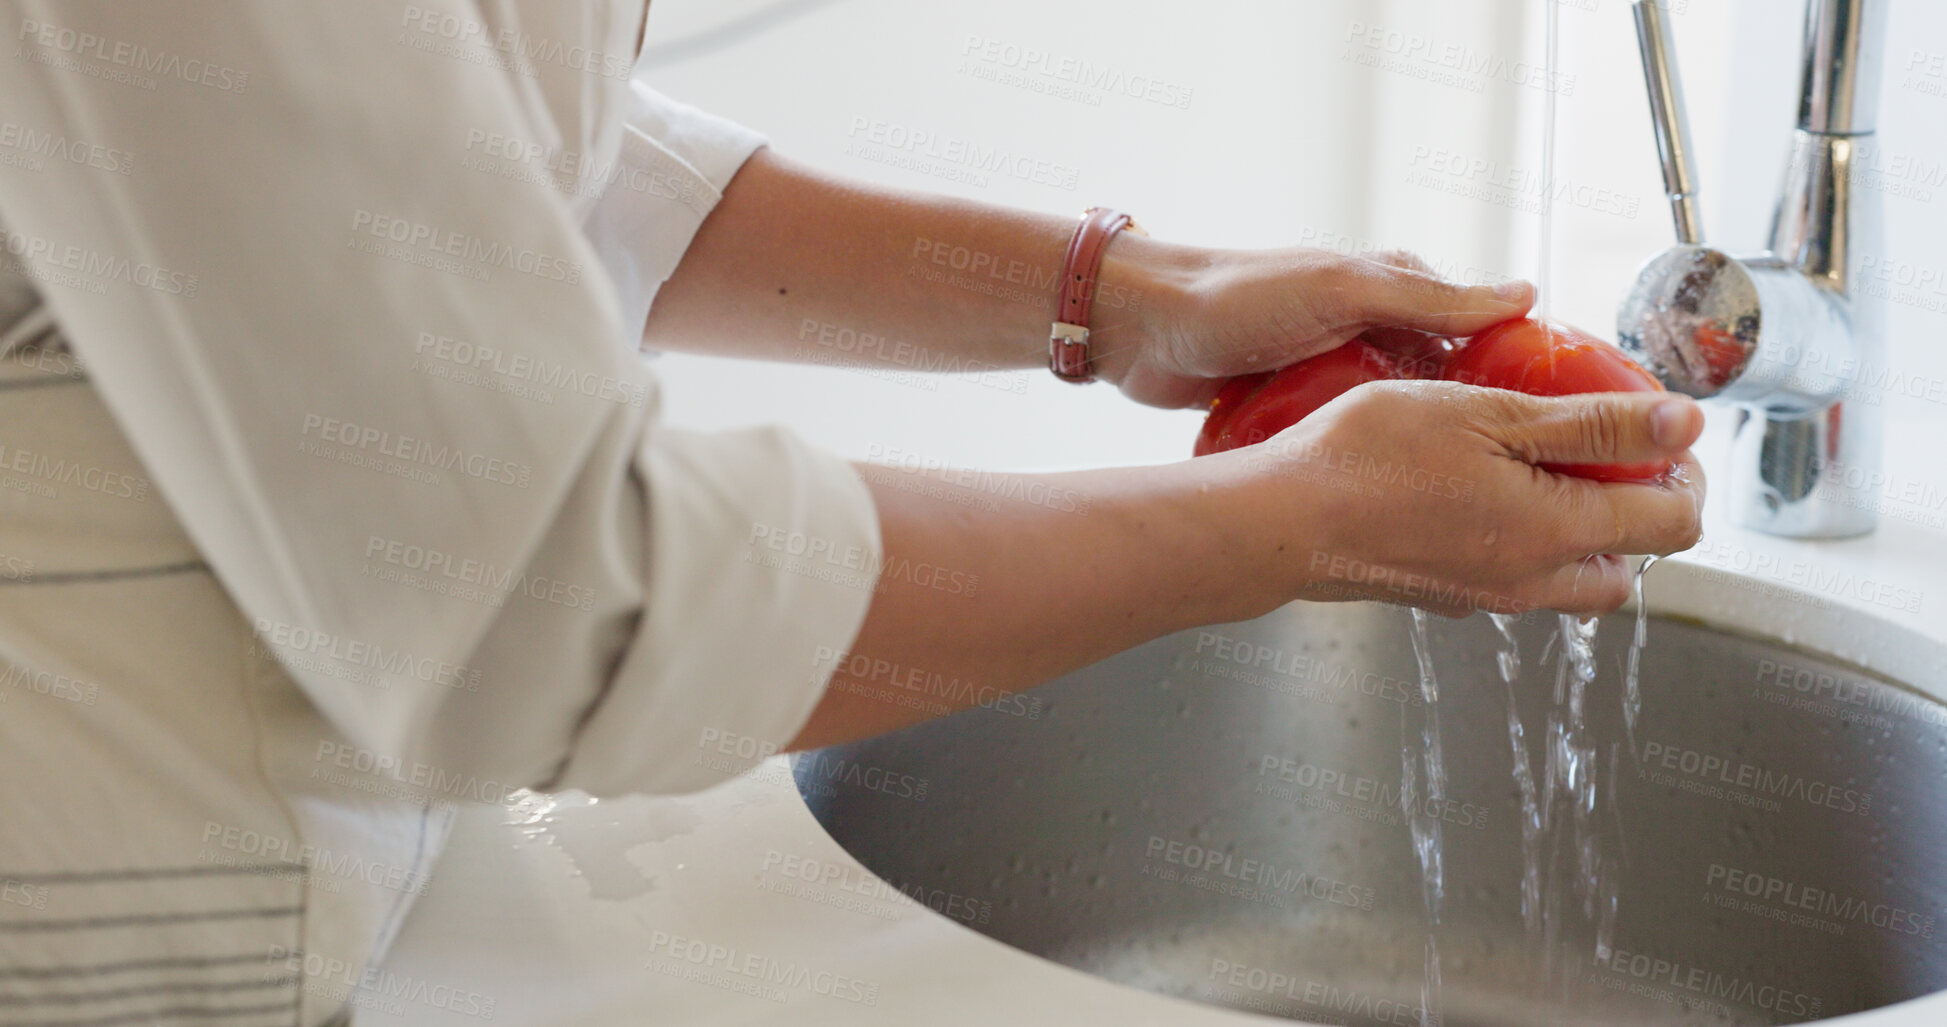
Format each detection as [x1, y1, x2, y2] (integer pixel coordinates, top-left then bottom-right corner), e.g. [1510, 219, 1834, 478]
[1617, 0, 1887, 538]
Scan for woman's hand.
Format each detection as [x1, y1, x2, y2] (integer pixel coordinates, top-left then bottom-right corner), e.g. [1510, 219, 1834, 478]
[1203, 380, 1707, 617]
[645, 150, 1532, 404]
[791, 373, 1705, 749]
[1093, 239, 1535, 409]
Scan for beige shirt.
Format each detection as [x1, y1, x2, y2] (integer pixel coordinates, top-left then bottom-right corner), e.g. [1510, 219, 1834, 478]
[0, 3, 879, 795]
[0, 3, 879, 1022]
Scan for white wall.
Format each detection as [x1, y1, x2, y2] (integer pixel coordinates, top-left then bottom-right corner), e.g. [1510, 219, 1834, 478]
[636, 0, 1945, 513]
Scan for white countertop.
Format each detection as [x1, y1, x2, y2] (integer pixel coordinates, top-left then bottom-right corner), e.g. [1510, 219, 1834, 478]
[363, 412, 1947, 1027]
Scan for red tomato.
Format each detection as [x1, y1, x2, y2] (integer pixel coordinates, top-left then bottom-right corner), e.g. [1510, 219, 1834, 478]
[1361, 326, 1459, 380]
[1193, 341, 1404, 456]
[1192, 372, 1273, 457]
[1441, 318, 1669, 483]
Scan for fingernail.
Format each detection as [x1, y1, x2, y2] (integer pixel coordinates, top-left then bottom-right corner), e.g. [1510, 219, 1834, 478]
[1492, 280, 1531, 302]
[1651, 397, 1695, 448]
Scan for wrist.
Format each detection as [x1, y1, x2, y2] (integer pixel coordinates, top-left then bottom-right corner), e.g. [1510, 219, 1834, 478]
[1086, 233, 1210, 387]
[1155, 453, 1300, 625]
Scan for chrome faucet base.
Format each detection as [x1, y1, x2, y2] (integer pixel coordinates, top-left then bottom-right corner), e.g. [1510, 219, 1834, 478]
[1728, 401, 1880, 538]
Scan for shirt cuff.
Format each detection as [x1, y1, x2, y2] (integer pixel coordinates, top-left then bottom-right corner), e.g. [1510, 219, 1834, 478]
[553, 426, 883, 796]
[580, 82, 768, 339]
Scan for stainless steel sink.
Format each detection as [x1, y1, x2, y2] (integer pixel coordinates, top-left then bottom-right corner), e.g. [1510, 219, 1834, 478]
[796, 562, 1947, 1026]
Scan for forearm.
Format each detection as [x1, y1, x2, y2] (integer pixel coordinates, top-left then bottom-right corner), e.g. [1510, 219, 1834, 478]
[785, 459, 1275, 751]
[782, 381, 1712, 751]
[644, 148, 1198, 375]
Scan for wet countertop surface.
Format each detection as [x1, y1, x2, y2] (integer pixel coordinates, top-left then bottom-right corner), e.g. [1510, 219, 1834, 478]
[364, 417, 1947, 1027]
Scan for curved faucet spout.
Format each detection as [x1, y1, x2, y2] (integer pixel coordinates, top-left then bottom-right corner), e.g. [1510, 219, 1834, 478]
[1618, 0, 1887, 539]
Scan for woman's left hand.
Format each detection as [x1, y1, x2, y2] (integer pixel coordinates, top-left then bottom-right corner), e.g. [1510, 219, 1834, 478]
[1092, 241, 1537, 409]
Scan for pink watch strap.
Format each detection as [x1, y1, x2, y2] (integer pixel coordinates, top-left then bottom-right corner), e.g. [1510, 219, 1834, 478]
[1049, 207, 1136, 384]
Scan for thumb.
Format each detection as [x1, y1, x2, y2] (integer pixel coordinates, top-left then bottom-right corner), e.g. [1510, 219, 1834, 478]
[1482, 390, 1704, 467]
[1346, 257, 1535, 337]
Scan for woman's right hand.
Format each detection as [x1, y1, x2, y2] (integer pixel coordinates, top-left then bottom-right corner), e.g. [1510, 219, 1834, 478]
[1206, 379, 1707, 618]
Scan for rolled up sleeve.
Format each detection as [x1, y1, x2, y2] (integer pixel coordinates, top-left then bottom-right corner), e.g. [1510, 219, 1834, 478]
[581, 82, 768, 342]
[556, 427, 879, 795]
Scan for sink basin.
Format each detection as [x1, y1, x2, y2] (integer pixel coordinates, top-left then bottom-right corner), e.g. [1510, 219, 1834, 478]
[796, 561, 1947, 1026]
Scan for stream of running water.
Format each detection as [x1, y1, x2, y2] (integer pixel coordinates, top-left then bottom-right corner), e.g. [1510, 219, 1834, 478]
[1404, 609, 1446, 1027]
[1488, 558, 1659, 995]
[1401, 8, 1668, 1020]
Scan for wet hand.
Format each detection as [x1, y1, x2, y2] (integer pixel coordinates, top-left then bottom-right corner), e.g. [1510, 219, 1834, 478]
[1206, 381, 1707, 617]
[1094, 243, 1535, 409]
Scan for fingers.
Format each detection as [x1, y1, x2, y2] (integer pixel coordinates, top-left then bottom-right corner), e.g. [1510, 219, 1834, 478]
[1383, 557, 1631, 618]
[1464, 388, 1705, 560]
[1582, 452, 1707, 557]
[1471, 458, 1701, 614]
[1341, 255, 1535, 337]
[1526, 555, 1634, 615]
[1482, 390, 1704, 467]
